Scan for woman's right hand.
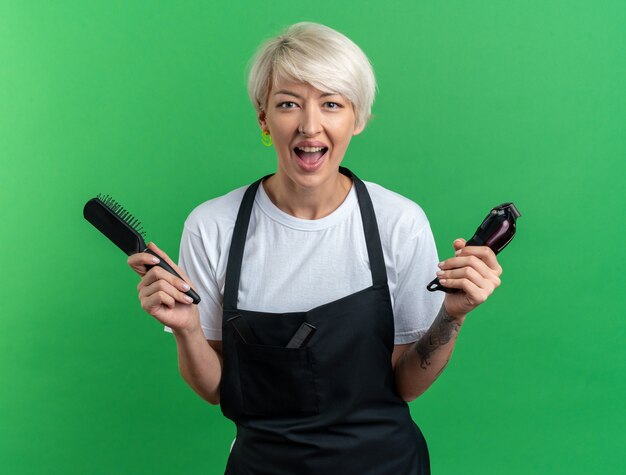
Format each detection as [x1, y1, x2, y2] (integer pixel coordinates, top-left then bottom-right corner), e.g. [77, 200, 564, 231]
[127, 242, 201, 334]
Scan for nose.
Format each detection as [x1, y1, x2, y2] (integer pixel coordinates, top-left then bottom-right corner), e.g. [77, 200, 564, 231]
[298, 107, 322, 136]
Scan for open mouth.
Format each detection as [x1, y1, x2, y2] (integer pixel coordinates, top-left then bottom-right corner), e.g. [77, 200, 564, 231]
[293, 146, 328, 164]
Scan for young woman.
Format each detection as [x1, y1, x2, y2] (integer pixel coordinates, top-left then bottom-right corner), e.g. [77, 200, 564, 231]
[128, 22, 502, 474]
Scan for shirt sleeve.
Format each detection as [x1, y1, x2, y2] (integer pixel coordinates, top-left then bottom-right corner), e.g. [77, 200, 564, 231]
[392, 222, 444, 345]
[163, 224, 224, 340]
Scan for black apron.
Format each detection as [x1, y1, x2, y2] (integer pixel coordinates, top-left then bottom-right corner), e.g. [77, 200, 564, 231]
[221, 167, 430, 474]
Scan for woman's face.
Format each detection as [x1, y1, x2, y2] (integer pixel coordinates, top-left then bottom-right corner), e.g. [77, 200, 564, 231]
[259, 80, 364, 190]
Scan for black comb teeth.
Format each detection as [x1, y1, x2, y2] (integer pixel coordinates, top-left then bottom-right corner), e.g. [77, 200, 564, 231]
[97, 193, 147, 239]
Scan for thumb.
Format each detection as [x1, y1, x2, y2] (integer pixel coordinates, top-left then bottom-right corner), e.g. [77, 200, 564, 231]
[453, 238, 466, 254]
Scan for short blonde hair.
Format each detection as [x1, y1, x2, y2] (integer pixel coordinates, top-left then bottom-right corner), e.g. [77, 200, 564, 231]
[247, 22, 377, 130]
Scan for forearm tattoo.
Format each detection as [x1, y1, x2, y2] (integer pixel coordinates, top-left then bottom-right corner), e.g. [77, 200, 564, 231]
[414, 305, 460, 370]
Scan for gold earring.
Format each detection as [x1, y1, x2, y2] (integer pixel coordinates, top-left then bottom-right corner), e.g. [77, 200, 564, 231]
[261, 130, 273, 147]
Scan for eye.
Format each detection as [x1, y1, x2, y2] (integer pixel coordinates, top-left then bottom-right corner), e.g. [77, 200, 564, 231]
[324, 101, 343, 110]
[277, 101, 298, 109]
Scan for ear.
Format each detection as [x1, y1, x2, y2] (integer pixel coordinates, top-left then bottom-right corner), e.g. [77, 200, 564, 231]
[352, 121, 365, 136]
[257, 110, 267, 131]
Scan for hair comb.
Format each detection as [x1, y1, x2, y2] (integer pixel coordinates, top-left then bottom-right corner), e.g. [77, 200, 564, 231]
[83, 194, 201, 304]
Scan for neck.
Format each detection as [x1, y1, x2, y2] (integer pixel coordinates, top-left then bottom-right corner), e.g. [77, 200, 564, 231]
[263, 171, 352, 220]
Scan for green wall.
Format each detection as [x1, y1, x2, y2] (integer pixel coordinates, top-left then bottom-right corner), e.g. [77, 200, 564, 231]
[1, 1, 624, 473]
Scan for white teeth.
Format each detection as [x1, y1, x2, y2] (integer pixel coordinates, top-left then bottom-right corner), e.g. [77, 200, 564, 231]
[297, 146, 325, 152]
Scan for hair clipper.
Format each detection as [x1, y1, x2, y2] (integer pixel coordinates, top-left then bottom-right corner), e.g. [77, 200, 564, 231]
[427, 202, 521, 293]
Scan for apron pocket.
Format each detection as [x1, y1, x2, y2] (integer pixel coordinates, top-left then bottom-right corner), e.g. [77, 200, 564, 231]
[237, 343, 319, 417]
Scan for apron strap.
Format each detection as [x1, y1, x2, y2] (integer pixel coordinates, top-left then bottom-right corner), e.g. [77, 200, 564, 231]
[339, 167, 388, 287]
[223, 174, 270, 312]
[222, 167, 388, 312]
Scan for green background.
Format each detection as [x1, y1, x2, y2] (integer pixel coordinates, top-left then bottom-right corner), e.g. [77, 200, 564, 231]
[1, 1, 624, 473]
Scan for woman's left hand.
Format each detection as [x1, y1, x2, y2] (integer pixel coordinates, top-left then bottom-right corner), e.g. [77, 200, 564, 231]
[437, 238, 503, 320]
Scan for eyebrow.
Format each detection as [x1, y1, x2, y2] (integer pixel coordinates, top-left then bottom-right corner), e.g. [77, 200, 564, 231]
[273, 90, 339, 99]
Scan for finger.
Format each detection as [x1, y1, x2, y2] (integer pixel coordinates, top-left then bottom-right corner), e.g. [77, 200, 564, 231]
[139, 278, 195, 307]
[455, 245, 502, 275]
[141, 289, 177, 315]
[137, 264, 194, 297]
[127, 251, 161, 277]
[439, 277, 490, 305]
[146, 242, 193, 284]
[453, 238, 466, 254]
[144, 278, 195, 305]
[437, 266, 499, 292]
[439, 254, 500, 285]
